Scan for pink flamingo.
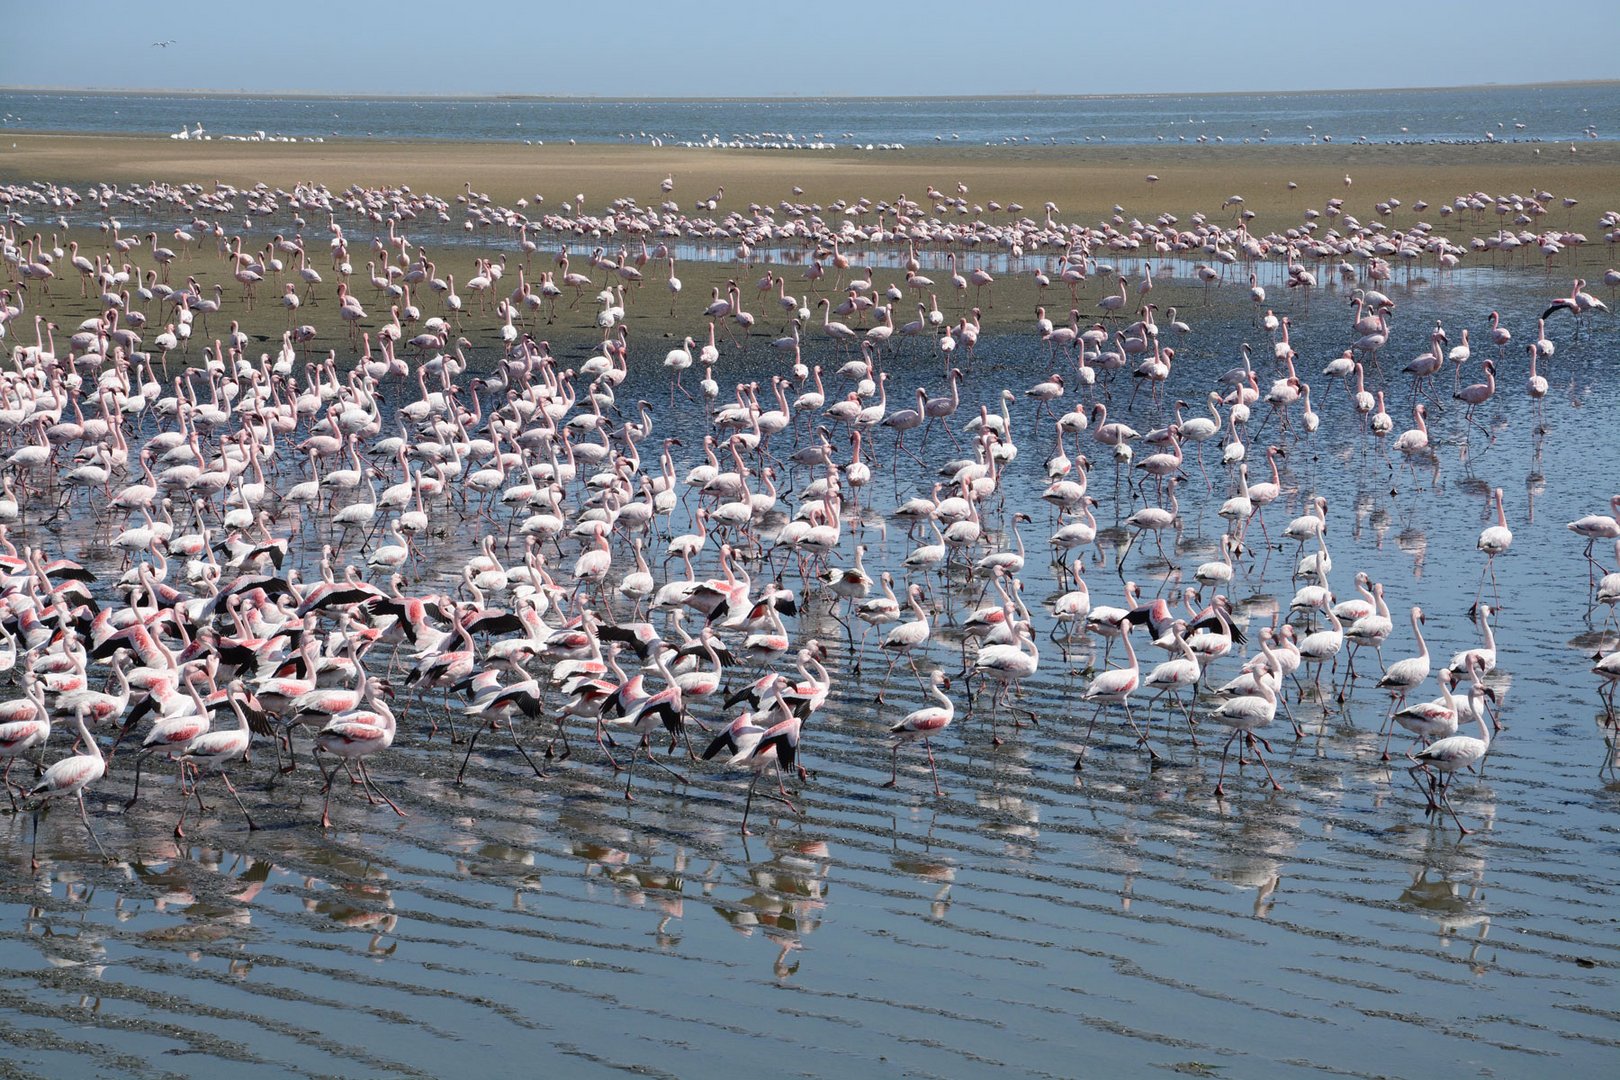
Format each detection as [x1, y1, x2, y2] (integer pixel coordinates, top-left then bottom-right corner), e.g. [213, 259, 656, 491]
[884, 670, 954, 796]
[1452, 359, 1496, 434]
[27, 706, 109, 868]
[1077, 620, 1146, 767]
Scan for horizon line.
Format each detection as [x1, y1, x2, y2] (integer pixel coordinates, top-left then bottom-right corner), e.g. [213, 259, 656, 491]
[2, 79, 1617, 103]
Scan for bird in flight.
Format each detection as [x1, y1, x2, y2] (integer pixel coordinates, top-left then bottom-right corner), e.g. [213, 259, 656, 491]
[151, 39, 176, 47]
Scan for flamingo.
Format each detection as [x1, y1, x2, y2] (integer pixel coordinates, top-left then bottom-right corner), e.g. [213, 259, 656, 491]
[174, 681, 259, 835]
[607, 647, 693, 799]
[457, 675, 549, 783]
[1596, 540, 1620, 623]
[1568, 495, 1620, 583]
[708, 680, 801, 834]
[27, 706, 109, 868]
[1407, 665, 1494, 836]
[972, 621, 1040, 738]
[1077, 621, 1147, 767]
[817, 298, 858, 348]
[1209, 631, 1285, 796]
[884, 670, 954, 796]
[1453, 359, 1497, 433]
[1139, 620, 1204, 739]
[1096, 276, 1128, 316]
[1487, 310, 1512, 354]
[1376, 606, 1431, 748]
[0, 678, 50, 807]
[1444, 603, 1499, 679]
[1476, 488, 1512, 594]
[314, 704, 404, 828]
[878, 584, 932, 691]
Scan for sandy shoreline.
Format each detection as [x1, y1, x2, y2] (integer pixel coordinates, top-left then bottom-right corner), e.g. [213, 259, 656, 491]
[5, 133, 1618, 227]
[4, 132, 1616, 351]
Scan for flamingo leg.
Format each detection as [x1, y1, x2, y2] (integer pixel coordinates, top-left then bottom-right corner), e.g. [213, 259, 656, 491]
[643, 743, 689, 786]
[455, 727, 484, 784]
[359, 761, 406, 817]
[1075, 705, 1104, 770]
[1438, 778, 1473, 837]
[593, 721, 621, 769]
[1213, 729, 1240, 798]
[122, 753, 148, 812]
[220, 771, 258, 831]
[1406, 761, 1443, 813]
[740, 772, 761, 834]
[175, 780, 196, 839]
[78, 792, 109, 861]
[1122, 699, 1158, 760]
[509, 722, 547, 778]
[278, 726, 300, 774]
[320, 756, 341, 828]
[1246, 734, 1285, 791]
[1379, 715, 1399, 761]
[623, 746, 639, 800]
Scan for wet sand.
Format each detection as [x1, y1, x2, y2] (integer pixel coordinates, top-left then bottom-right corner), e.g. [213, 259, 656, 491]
[5, 134, 1617, 367]
[6, 133, 1620, 228]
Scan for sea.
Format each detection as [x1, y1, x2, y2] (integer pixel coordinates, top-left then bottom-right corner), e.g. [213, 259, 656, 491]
[1, 83, 1617, 147]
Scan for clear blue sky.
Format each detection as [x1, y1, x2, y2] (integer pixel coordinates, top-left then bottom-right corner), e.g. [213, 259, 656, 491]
[7, 0, 1613, 97]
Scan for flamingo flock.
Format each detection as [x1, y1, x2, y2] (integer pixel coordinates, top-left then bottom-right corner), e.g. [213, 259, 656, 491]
[0, 169, 1616, 871]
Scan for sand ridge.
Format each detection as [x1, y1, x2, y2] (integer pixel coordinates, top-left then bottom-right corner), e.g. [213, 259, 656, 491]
[4, 134, 1618, 228]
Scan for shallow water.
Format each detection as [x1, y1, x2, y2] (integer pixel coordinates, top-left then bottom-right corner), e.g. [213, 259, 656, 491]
[4, 84, 1618, 146]
[1, 264, 1619, 1078]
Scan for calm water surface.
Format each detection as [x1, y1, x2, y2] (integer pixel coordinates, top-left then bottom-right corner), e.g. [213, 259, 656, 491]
[2, 85, 1617, 145]
[0, 261, 1617, 1078]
